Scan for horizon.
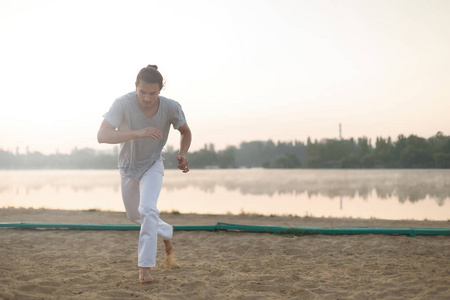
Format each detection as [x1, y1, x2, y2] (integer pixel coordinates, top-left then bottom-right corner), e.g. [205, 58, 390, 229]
[1, 0, 449, 155]
[3, 129, 446, 156]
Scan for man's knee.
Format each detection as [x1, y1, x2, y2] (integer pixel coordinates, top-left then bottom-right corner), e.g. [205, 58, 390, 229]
[126, 211, 141, 223]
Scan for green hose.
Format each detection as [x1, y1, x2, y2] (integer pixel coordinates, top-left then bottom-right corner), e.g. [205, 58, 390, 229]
[1, 222, 449, 237]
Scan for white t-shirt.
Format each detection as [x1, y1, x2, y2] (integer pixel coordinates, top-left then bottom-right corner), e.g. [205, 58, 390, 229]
[103, 91, 186, 179]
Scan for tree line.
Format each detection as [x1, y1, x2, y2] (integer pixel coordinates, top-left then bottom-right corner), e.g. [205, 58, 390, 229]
[1, 132, 449, 169]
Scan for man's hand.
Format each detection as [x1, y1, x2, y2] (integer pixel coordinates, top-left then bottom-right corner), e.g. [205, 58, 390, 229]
[98, 120, 163, 144]
[176, 155, 189, 173]
[135, 127, 162, 140]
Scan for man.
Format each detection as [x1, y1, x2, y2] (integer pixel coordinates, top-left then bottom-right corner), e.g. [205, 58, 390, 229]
[97, 65, 191, 283]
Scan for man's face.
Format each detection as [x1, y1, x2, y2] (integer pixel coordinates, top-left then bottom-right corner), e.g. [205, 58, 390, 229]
[136, 80, 160, 108]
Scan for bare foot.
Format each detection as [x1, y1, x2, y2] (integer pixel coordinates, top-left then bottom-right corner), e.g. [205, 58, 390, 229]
[163, 240, 180, 269]
[139, 267, 153, 284]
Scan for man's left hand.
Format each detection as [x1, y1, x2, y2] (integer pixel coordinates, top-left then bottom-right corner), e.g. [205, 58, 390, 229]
[176, 155, 189, 173]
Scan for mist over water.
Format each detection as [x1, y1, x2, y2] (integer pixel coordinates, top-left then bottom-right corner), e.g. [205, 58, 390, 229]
[164, 169, 449, 205]
[0, 169, 448, 220]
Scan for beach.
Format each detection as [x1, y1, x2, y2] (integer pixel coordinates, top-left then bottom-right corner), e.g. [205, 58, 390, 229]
[0, 208, 449, 299]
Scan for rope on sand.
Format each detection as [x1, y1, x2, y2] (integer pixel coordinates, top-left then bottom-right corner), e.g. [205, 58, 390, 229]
[1, 222, 449, 237]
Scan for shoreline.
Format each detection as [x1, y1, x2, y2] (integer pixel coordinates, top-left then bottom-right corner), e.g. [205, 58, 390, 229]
[1, 207, 449, 225]
[1, 208, 449, 299]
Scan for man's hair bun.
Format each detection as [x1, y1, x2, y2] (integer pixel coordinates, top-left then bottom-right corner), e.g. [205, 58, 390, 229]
[136, 64, 164, 89]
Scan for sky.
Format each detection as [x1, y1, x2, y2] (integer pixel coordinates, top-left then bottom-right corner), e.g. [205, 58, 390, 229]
[0, 0, 449, 155]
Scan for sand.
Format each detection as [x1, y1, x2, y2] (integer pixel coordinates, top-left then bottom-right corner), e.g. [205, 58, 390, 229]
[0, 208, 449, 299]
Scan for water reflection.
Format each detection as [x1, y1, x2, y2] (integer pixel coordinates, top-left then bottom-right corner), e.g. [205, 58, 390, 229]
[0, 170, 122, 212]
[163, 169, 450, 206]
[0, 170, 449, 218]
[0, 170, 120, 194]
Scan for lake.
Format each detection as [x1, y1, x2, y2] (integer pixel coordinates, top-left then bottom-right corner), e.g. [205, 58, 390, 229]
[0, 169, 449, 221]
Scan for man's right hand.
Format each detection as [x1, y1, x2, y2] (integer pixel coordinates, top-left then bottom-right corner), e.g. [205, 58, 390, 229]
[98, 120, 162, 144]
[135, 127, 162, 140]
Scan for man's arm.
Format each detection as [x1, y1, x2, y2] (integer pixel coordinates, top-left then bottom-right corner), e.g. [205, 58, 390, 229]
[97, 119, 162, 144]
[176, 123, 192, 173]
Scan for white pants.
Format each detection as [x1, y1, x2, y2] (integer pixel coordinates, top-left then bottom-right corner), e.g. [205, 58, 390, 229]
[120, 157, 173, 268]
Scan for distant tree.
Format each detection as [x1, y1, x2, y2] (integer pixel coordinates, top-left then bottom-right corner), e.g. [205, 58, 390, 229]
[429, 132, 450, 168]
[0, 150, 15, 168]
[357, 137, 371, 158]
[235, 140, 287, 167]
[306, 138, 321, 167]
[217, 146, 237, 168]
[1, 132, 449, 170]
[393, 134, 407, 162]
[357, 137, 374, 168]
[272, 153, 302, 168]
[400, 135, 434, 168]
[340, 154, 361, 168]
[434, 153, 450, 168]
[189, 149, 218, 168]
[374, 137, 394, 167]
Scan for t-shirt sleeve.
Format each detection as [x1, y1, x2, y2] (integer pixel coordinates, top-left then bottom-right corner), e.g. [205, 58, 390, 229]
[103, 99, 123, 128]
[170, 102, 186, 130]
